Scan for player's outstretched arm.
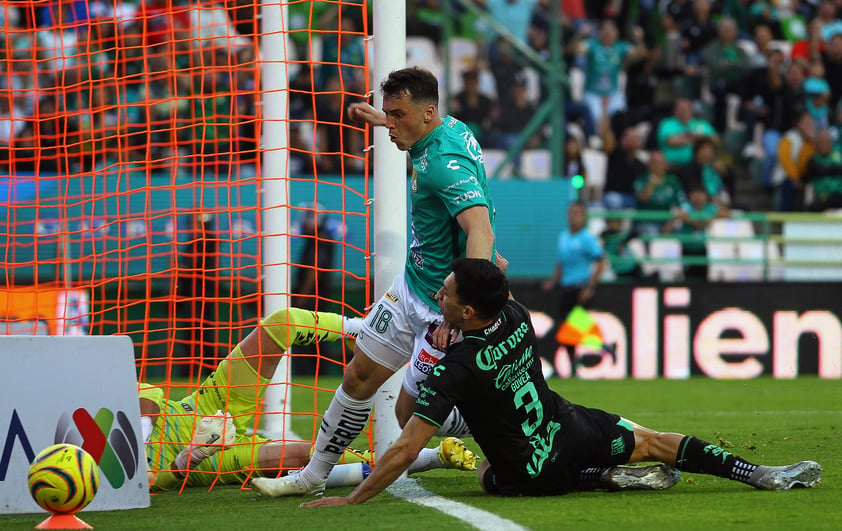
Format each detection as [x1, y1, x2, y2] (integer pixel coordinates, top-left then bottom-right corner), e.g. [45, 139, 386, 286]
[348, 102, 387, 127]
[301, 417, 438, 507]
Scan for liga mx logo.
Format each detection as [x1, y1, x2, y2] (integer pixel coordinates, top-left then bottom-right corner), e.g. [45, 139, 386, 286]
[55, 408, 141, 488]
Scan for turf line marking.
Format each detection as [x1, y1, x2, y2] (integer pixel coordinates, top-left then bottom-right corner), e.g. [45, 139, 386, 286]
[387, 477, 527, 531]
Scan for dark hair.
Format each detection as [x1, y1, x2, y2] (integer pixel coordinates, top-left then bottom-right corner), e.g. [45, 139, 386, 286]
[381, 67, 439, 106]
[568, 201, 587, 213]
[692, 137, 716, 157]
[451, 258, 509, 320]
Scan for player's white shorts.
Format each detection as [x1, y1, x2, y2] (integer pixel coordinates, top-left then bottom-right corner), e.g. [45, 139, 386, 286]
[355, 273, 450, 397]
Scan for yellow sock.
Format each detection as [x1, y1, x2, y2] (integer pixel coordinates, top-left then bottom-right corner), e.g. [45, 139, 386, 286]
[262, 308, 345, 351]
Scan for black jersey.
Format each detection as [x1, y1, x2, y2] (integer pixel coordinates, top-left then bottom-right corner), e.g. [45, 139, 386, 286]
[414, 300, 575, 487]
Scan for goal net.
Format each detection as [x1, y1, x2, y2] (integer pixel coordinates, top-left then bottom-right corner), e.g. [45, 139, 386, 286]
[0, 0, 372, 489]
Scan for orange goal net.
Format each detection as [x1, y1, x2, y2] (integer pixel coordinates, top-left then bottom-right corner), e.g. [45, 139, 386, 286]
[0, 0, 372, 489]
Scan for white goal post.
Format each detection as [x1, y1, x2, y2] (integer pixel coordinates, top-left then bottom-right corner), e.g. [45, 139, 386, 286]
[259, 0, 407, 456]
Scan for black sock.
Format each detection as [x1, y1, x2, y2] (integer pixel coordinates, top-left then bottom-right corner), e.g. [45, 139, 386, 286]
[675, 436, 757, 484]
[575, 467, 608, 491]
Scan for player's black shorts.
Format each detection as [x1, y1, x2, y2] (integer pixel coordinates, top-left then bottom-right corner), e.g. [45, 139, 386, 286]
[483, 404, 635, 496]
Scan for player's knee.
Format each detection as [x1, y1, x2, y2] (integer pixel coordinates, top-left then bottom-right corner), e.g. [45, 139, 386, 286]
[394, 388, 417, 428]
[394, 402, 412, 428]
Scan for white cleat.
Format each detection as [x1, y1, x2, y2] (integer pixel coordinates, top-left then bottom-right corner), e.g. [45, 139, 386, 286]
[251, 471, 326, 497]
[749, 461, 822, 491]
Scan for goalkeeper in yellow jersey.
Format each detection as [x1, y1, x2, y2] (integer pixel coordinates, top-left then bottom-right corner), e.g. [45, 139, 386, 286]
[140, 307, 477, 491]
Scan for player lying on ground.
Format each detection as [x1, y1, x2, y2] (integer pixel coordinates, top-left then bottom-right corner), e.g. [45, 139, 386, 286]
[294, 258, 821, 505]
[139, 307, 477, 491]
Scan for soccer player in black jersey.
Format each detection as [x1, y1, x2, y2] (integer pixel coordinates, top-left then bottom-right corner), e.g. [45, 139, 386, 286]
[303, 259, 821, 506]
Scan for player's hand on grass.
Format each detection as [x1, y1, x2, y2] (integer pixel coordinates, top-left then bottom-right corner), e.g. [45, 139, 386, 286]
[300, 496, 350, 508]
[348, 102, 386, 127]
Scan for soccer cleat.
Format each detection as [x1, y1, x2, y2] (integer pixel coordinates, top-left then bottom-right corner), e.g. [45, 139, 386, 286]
[193, 410, 236, 458]
[437, 437, 478, 471]
[600, 464, 681, 491]
[748, 461, 822, 491]
[251, 470, 326, 497]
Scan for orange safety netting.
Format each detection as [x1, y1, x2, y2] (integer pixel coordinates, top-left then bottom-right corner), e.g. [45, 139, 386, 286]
[1, 0, 372, 490]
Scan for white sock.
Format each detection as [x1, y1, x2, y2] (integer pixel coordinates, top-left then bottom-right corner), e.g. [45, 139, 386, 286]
[342, 316, 363, 336]
[407, 448, 443, 474]
[434, 408, 472, 438]
[300, 386, 373, 485]
[325, 462, 372, 488]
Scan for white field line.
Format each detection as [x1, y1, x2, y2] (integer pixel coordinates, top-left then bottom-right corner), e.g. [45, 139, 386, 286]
[387, 477, 528, 531]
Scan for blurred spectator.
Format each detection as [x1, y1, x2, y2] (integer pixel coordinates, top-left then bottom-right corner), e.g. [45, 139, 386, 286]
[407, 0, 444, 44]
[663, 0, 695, 32]
[180, 49, 237, 179]
[634, 150, 687, 235]
[0, 95, 28, 171]
[600, 217, 644, 281]
[820, 33, 842, 109]
[681, 0, 718, 67]
[657, 98, 718, 168]
[666, 183, 729, 280]
[581, 20, 646, 138]
[778, 0, 811, 43]
[722, 0, 753, 34]
[623, 46, 666, 128]
[602, 120, 646, 209]
[450, 69, 496, 142]
[489, 39, 524, 110]
[678, 137, 732, 209]
[11, 95, 68, 174]
[747, 1, 784, 39]
[743, 53, 806, 190]
[314, 76, 364, 174]
[747, 23, 776, 67]
[486, 74, 542, 154]
[186, 1, 250, 52]
[562, 135, 587, 187]
[804, 64, 832, 130]
[561, 0, 588, 27]
[316, 14, 366, 94]
[485, 0, 539, 47]
[702, 17, 752, 131]
[804, 129, 842, 210]
[816, 0, 842, 43]
[773, 112, 817, 211]
[791, 16, 822, 63]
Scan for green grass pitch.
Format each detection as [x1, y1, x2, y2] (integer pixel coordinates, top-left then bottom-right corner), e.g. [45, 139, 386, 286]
[2, 376, 840, 530]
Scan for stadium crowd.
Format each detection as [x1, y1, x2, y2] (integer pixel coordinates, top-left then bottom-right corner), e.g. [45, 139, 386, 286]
[413, 0, 842, 215]
[3, 0, 842, 216]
